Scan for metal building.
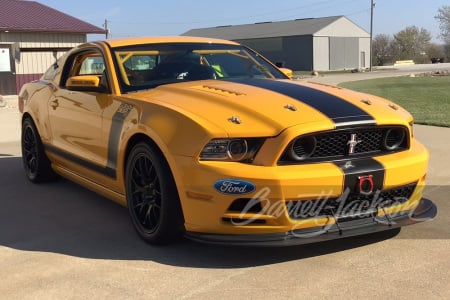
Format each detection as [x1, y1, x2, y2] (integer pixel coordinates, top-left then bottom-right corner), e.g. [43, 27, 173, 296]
[183, 16, 370, 72]
[0, 0, 105, 95]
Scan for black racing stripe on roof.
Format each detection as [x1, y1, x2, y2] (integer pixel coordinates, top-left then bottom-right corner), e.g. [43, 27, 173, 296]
[227, 78, 375, 127]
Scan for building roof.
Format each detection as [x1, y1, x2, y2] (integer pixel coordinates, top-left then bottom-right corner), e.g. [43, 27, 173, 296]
[0, 0, 106, 34]
[183, 16, 367, 40]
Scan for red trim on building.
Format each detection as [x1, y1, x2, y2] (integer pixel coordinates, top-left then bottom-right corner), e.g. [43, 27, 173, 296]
[16, 74, 42, 94]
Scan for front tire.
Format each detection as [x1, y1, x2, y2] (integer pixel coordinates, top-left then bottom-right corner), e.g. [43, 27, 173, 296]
[125, 142, 184, 244]
[21, 117, 56, 183]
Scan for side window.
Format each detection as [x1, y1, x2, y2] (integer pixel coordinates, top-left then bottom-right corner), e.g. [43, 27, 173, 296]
[79, 56, 105, 75]
[61, 49, 109, 91]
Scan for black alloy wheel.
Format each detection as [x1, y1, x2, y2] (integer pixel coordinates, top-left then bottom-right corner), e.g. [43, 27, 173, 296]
[21, 117, 55, 182]
[126, 142, 184, 244]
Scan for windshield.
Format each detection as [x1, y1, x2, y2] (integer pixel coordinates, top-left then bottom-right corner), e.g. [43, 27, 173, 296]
[112, 43, 287, 93]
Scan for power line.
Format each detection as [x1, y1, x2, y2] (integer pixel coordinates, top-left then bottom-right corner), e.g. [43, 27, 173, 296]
[107, 0, 362, 26]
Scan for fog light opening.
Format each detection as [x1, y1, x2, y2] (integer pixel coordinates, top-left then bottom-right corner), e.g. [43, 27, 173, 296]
[384, 128, 405, 151]
[289, 136, 317, 161]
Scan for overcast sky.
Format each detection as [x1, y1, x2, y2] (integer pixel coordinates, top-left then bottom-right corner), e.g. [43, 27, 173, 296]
[35, 0, 448, 42]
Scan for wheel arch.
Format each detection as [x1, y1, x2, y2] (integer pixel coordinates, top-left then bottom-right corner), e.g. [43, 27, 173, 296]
[121, 132, 187, 206]
[21, 112, 33, 124]
[124, 133, 163, 172]
[21, 112, 41, 139]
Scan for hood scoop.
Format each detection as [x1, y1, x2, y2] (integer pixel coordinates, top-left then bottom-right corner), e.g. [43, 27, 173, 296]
[192, 85, 246, 97]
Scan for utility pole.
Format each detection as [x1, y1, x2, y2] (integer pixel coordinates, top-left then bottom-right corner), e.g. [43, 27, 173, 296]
[103, 19, 110, 39]
[369, 0, 375, 71]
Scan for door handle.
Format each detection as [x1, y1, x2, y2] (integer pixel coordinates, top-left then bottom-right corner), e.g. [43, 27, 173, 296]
[50, 99, 59, 110]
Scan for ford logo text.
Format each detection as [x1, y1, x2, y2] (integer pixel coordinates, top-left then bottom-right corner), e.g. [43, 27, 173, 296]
[214, 179, 256, 195]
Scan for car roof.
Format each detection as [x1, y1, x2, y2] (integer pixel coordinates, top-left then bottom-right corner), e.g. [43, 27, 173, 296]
[102, 36, 240, 48]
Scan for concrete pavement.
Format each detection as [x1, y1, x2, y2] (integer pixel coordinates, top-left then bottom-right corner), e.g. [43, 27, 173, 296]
[0, 72, 449, 299]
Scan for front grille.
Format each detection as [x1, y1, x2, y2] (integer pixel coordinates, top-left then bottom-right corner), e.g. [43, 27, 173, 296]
[287, 183, 417, 220]
[313, 129, 384, 156]
[279, 126, 409, 164]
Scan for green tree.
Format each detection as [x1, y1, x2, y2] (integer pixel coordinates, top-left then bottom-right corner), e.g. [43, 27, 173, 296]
[391, 26, 431, 63]
[372, 34, 393, 66]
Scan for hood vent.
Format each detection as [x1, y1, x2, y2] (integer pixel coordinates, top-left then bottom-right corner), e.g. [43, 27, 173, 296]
[192, 85, 245, 97]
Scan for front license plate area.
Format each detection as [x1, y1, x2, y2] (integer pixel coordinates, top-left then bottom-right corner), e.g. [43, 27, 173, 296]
[336, 208, 377, 223]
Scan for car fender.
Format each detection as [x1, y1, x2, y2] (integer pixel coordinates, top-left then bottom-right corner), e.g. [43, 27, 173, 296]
[116, 100, 224, 197]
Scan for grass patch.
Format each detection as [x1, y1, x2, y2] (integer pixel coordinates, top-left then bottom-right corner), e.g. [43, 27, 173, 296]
[339, 76, 450, 127]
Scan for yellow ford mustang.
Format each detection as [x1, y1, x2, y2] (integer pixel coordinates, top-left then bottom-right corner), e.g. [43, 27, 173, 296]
[19, 36, 436, 245]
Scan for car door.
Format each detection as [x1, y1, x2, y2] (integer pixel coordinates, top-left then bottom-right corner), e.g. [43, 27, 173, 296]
[47, 48, 112, 177]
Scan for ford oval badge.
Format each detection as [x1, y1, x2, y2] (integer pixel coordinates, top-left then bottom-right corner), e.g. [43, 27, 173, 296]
[214, 179, 256, 195]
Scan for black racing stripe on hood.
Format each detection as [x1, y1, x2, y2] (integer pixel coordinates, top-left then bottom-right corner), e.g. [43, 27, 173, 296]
[226, 78, 375, 127]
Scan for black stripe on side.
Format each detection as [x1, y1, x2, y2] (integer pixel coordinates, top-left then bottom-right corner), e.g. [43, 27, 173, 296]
[105, 103, 133, 174]
[45, 144, 116, 178]
[44, 103, 133, 179]
[334, 158, 385, 195]
[227, 78, 375, 127]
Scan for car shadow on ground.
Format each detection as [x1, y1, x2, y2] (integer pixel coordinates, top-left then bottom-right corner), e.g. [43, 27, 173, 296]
[0, 156, 402, 269]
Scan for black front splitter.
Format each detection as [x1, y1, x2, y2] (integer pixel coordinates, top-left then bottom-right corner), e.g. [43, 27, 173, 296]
[185, 198, 437, 247]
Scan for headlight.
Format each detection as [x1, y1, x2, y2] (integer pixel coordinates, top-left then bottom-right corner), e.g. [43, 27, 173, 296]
[200, 138, 265, 162]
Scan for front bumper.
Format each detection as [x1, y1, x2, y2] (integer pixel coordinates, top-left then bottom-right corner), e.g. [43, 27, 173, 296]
[177, 138, 430, 235]
[185, 198, 437, 246]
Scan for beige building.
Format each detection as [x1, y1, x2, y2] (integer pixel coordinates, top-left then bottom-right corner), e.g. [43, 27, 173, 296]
[0, 0, 105, 95]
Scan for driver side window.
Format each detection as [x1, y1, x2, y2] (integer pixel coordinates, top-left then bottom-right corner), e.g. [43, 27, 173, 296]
[79, 56, 105, 75]
[62, 50, 109, 92]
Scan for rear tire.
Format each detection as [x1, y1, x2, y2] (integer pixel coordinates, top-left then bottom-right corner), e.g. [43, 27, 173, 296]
[21, 117, 56, 183]
[125, 142, 184, 244]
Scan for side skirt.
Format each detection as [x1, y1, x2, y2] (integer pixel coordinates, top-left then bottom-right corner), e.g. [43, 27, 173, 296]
[51, 164, 127, 207]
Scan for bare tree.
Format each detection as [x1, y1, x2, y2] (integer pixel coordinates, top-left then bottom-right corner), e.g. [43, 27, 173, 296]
[372, 34, 393, 66]
[435, 6, 450, 44]
[435, 6, 450, 60]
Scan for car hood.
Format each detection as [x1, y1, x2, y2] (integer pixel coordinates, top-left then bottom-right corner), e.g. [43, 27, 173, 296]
[126, 78, 411, 137]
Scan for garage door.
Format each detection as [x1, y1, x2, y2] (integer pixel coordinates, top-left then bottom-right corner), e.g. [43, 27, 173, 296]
[329, 37, 359, 70]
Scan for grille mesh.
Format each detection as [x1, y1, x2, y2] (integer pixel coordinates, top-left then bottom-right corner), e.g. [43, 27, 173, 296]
[280, 126, 408, 163]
